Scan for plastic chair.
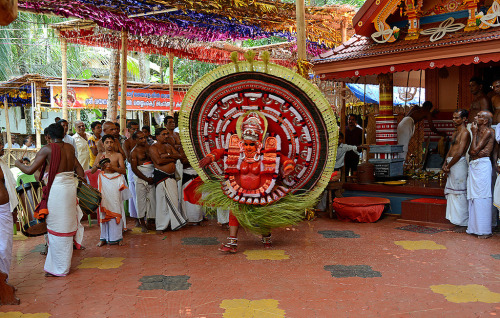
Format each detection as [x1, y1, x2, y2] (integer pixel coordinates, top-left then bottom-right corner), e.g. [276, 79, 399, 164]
[16, 174, 36, 187]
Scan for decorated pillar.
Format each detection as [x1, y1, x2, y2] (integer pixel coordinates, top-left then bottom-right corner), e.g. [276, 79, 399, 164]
[375, 73, 397, 145]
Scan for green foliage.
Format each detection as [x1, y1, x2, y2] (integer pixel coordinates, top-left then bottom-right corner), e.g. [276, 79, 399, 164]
[0, 12, 110, 81]
[170, 58, 218, 85]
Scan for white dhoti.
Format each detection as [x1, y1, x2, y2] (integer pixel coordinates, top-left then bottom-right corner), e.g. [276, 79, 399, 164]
[0, 159, 18, 277]
[181, 168, 204, 223]
[134, 164, 156, 219]
[444, 157, 469, 226]
[397, 117, 415, 161]
[217, 208, 230, 224]
[0, 203, 13, 276]
[98, 172, 131, 243]
[126, 161, 138, 219]
[45, 172, 79, 277]
[155, 172, 186, 231]
[466, 157, 493, 236]
[492, 160, 500, 227]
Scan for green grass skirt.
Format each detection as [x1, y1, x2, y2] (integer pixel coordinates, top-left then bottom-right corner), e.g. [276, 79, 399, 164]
[198, 179, 319, 234]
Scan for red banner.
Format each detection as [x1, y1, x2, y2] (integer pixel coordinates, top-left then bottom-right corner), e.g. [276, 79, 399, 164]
[50, 86, 186, 111]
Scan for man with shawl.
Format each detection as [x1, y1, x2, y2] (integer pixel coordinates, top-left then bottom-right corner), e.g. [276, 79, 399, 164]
[16, 123, 84, 276]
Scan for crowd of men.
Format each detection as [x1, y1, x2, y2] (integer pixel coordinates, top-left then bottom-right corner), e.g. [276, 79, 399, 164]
[0, 116, 209, 278]
[443, 77, 500, 239]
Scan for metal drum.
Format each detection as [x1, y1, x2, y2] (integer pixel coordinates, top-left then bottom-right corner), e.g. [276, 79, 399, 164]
[15, 182, 47, 237]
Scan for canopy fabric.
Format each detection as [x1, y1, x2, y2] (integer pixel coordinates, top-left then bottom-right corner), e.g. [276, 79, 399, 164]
[19, 0, 356, 52]
[346, 83, 426, 106]
[57, 28, 301, 68]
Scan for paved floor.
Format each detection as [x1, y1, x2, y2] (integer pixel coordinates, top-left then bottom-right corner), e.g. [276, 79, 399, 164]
[1, 214, 500, 317]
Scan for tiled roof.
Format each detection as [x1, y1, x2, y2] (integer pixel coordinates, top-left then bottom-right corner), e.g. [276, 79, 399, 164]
[313, 19, 500, 64]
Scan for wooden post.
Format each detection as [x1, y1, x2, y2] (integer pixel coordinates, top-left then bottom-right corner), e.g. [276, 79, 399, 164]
[296, 0, 307, 61]
[340, 82, 346, 181]
[341, 18, 348, 43]
[169, 53, 174, 116]
[35, 83, 42, 149]
[119, 29, 128, 134]
[76, 109, 81, 120]
[61, 36, 68, 120]
[4, 97, 12, 166]
[107, 49, 120, 121]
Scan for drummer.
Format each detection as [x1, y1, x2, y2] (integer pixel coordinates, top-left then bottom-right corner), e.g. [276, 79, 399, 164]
[15, 123, 85, 277]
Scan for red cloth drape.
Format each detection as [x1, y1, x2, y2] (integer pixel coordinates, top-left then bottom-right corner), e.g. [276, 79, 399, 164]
[332, 197, 390, 223]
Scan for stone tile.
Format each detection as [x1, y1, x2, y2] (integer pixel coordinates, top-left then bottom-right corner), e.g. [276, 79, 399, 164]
[181, 237, 219, 245]
[29, 244, 47, 254]
[430, 284, 500, 303]
[394, 240, 447, 250]
[324, 265, 382, 278]
[220, 299, 285, 318]
[318, 230, 360, 238]
[0, 312, 51, 318]
[243, 250, 290, 260]
[395, 224, 446, 234]
[77, 257, 125, 269]
[138, 275, 191, 291]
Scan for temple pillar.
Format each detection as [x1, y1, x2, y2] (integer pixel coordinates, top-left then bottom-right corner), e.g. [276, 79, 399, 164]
[375, 73, 397, 145]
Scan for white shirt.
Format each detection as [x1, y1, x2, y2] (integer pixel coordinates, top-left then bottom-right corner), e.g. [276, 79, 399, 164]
[21, 144, 36, 149]
[63, 134, 78, 157]
[4, 143, 20, 149]
[335, 143, 359, 169]
[72, 132, 91, 170]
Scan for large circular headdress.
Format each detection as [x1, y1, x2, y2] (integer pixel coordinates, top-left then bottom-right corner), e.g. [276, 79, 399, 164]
[179, 52, 338, 205]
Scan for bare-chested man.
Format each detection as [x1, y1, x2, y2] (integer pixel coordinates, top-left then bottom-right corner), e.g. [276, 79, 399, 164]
[467, 110, 495, 238]
[491, 79, 500, 125]
[0, 140, 18, 282]
[96, 121, 125, 160]
[91, 135, 130, 246]
[16, 123, 84, 277]
[123, 121, 140, 225]
[164, 116, 202, 223]
[149, 128, 187, 233]
[130, 131, 156, 232]
[397, 101, 447, 160]
[442, 109, 471, 232]
[468, 77, 492, 124]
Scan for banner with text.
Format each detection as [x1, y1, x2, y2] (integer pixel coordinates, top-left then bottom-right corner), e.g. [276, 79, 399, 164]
[50, 86, 186, 111]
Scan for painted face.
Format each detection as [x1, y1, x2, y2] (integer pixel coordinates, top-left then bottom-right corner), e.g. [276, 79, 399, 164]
[492, 80, 500, 95]
[452, 112, 465, 127]
[128, 124, 139, 135]
[93, 124, 102, 136]
[104, 138, 115, 151]
[243, 140, 258, 157]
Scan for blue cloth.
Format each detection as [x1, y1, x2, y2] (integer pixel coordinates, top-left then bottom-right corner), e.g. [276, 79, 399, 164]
[346, 84, 425, 106]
